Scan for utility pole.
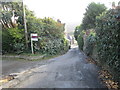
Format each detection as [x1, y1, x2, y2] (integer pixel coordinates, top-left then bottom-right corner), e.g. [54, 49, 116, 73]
[23, 0, 28, 49]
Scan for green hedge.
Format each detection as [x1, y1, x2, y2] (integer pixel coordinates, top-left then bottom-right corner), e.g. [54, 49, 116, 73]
[77, 35, 84, 50]
[2, 28, 25, 54]
[84, 31, 96, 56]
[2, 17, 69, 55]
[34, 38, 69, 55]
[76, 7, 120, 84]
[96, 8, 120, 82]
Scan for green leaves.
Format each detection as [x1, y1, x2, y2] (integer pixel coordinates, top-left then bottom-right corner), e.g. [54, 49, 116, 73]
[1, 2, 68, 55]
[96, 7, 120, 82]
[26, 15, 67, 55]
[77, 35, 84, 50]
[75, 2, 120, 84]
[1, 2, 23, 29]
[84, 30, 96, 56]
[8, 27, 24, 40]
[38, 38, 68, 55]
[82, 2, 107, 30]
[2, 27, 24, 53]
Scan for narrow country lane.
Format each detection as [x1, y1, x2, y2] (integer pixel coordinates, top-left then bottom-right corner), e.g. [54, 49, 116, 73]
[3, 47, 106, 88]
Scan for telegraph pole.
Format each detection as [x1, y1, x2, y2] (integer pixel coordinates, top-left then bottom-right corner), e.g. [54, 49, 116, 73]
[23, 0, 28, 49]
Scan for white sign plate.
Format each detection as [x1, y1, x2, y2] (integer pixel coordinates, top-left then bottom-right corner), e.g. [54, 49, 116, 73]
[31, 33, 38, 41]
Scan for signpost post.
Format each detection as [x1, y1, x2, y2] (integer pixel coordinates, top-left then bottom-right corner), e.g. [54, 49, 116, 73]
[31, 33, 38, 54]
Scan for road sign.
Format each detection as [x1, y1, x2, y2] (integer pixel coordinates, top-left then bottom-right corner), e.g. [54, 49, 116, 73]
[31, 34, 38, 41]
[31, 33, 38, 54]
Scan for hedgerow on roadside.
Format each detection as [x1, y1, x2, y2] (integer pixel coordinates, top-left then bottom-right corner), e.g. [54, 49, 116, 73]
[84, 30, 96, 56]
[1, 2, 69, 55]
[74, 2, 120, 87]
[95, 7, 120, 82]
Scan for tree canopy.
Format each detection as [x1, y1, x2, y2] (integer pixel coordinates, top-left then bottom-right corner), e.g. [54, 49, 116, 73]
[81, 2, 107, 30]
[1, 1, 68, 54]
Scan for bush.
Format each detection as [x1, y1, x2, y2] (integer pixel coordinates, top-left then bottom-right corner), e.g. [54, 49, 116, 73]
[2, 29, 14, 53]
[84, 32, 96, 56]
[96, 8, 120, 82]
[34, 38, 69, 55]
[2, 28, 25, 54]
[74, 2, 120, 86]
[2, 17, 68, 55]
[77, 35, 84, 50]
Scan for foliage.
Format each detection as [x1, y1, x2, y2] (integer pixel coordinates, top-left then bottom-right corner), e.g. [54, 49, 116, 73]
[74, 25, 83, 41]
[1, 1, 26, 53]
[75, 2, 120, 85]
[32, 17, 68, 55]
[84, 30, 96, 56]
[1, 1, 68, 55]
[2, 27, 25, 53]
[96, 6, 120, 82]
[74, 26, 80, 40]
[8, 27, 24, 41]
[77, 35, 84, 50]
[82, 2, 106, 30]
[74, 25, 85, 51]
[37, 38, 68, 55]
[1, 2, 23, 29]
[2, 29, 13, 53]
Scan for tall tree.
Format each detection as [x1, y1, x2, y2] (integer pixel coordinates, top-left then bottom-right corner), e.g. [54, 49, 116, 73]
[82, 2, 107, 30]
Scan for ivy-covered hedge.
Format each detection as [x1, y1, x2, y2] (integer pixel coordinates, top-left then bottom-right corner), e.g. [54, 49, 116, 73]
[77, 35, 84, 50]
[75, 6, 120, 84]
[34, 38, 69, 55]
[84, 30, 96, 56]
[96, 8, 120, 82]
[32, 18, 69, 55]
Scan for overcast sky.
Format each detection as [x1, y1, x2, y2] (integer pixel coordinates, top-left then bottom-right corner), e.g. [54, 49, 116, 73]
[24, 0, 118, 32]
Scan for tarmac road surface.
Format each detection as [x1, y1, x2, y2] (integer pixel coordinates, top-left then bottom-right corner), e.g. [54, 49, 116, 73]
[4, 47, 106, 88]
